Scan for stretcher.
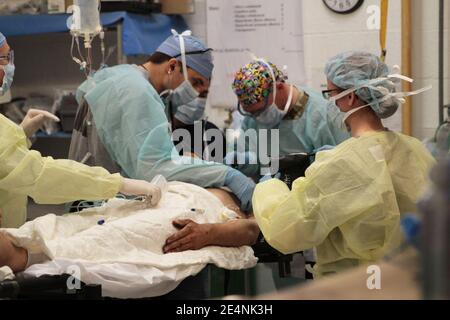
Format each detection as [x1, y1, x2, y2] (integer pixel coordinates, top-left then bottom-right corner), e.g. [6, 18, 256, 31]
[1, 154, 315, 300]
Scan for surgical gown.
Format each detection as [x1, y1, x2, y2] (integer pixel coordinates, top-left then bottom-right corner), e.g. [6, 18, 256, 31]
[0, 115, 122, 228]
[71, 64, 229, 187]
[234, 88, 350, 176]
[253, 131, 435, 277]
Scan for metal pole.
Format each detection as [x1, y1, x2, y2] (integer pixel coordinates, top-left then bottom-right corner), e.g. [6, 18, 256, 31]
[117, 22, 127, 65]
[439, 0, 444, 125]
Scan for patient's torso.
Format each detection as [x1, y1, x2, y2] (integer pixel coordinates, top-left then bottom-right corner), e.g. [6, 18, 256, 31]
[4, 183, 243, 268]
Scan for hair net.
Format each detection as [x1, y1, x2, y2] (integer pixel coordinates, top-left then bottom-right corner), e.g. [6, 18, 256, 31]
[0, 32, 6, 47]
[325, 51, 400, 119]
[156, 31, 214, 79]
[232, 60, 287, 107]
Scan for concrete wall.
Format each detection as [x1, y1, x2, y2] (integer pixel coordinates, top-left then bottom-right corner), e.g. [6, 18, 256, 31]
[184, 0, 449, 140]
[5, 0, 449, 139]
[410, 0, 449, 139]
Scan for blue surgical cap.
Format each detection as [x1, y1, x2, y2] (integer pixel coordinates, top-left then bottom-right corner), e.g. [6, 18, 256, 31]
[325, 51, 399, 119]
[0, 32, 6, 47]
[156, 32, 214, 80]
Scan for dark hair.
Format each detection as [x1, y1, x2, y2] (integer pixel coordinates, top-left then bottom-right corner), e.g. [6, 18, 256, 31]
[146, 52, 173, 64]
[146, 52, 183, 73]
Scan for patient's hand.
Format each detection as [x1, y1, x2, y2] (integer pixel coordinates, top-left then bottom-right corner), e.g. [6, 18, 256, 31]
[162, 189, 259, 254]
[163, 219, 212, 253]
[0, 232, 28, 273]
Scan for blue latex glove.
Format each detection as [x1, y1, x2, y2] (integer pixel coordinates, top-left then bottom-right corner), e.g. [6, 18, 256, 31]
[259, 172, 281, 183]
[225, 168, 256, 212]
[401, 215, 421, 249]
[313, 145, 335, 153]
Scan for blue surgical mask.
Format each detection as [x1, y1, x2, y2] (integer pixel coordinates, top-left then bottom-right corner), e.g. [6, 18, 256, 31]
[170, 79, 199, 107]
[174, 97, 206, 125]
[255, 84, 293, 129]
[255, 102, 287, 128]
[0, 62, 15, 96]
[251, 58, 293, 128]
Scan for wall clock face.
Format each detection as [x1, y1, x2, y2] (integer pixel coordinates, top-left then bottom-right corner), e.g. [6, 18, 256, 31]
[323, 0, 365, 14]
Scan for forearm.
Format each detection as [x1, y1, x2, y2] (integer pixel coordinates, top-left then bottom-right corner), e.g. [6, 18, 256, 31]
[0, 232, 28, 273]
[0, 148, 122, 204]
[208, 219, 260, 247]
[144, 156, 229, 188]
[253, 179, 329, 254]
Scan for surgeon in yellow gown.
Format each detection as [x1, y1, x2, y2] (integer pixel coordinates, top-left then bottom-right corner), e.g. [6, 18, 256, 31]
[253, 51, 436, 277]
[0, 32, 161, 228]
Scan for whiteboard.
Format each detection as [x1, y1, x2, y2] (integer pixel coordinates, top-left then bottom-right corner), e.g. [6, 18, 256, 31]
[206, 0, 306, 108]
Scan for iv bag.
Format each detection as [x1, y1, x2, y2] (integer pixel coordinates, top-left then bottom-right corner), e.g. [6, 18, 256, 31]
[70, 0, 102, 37]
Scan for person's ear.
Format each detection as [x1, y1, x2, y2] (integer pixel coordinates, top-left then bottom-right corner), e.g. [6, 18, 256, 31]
[167, 58, 178, 74]
[347, 92, 356, 107]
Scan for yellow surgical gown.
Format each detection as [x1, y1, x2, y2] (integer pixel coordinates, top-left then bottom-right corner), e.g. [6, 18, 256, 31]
[0, 114, 122, 228]
[253, 131, 436, 277]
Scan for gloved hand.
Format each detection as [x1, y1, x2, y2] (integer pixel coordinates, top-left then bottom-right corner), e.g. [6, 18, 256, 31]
[313, 145, 335, 154]
[20, 109, 60, 138]
[119, 178, 162, 206]
[224, 169, 255, 212]
[259, 172, 281, 183]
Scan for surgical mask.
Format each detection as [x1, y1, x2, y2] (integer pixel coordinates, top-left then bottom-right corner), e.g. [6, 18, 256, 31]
[174, 97, 206, 125]
[255, 85, 294, 128]
[253, 58, 294, 128]
[170, 79, 199, 107]
[0, 50, 15, 96]
[169, 30, 200, 108]
[330, 69, 432, 130]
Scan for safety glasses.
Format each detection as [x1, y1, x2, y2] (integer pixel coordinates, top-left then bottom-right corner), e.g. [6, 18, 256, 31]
[322, 88, 340, 100]
[0, 50, 13, 66]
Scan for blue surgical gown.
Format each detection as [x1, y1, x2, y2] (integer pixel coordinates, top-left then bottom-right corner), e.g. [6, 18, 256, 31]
[234, 88, 351, 176]
[76, 65, 229, 187]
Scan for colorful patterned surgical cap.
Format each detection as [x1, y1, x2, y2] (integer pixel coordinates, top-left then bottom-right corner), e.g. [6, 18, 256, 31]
[232, 60, 287, 107]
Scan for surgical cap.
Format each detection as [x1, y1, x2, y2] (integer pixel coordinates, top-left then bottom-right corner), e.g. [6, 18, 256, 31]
[325, 51, 399, 119]
[0, 32, 6, 47]
[232, 60, 286, 107]
[156, 32, 214, 79]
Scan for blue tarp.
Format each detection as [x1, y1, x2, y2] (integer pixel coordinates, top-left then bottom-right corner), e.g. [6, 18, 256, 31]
[0, 12, 187, 55]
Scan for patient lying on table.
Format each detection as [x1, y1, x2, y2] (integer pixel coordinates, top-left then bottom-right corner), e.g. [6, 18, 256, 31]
[0, 182, 259, 298]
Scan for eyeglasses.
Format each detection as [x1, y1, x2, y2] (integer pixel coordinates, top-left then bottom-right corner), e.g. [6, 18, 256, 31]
[0, 50, 13, 65]
[322, 88, 340, 100]
[237, 95, 270, 118]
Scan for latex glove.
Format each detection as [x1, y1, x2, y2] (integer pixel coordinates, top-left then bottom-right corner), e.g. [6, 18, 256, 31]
[313, 145, 335, 154]
[224, 169, 255, 212]
[119, 178, 162, 206]
[401, 215, 421, 249]
[259, 172, 281, 183]
[20, 109, 60, 138]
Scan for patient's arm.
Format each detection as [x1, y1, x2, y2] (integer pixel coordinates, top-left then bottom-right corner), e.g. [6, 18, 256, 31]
[163, 189, 260, 253]
[0, 232, 28, 273]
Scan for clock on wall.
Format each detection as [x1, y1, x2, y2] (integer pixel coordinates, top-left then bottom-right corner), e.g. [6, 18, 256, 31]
[323, 0, 365, 14]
